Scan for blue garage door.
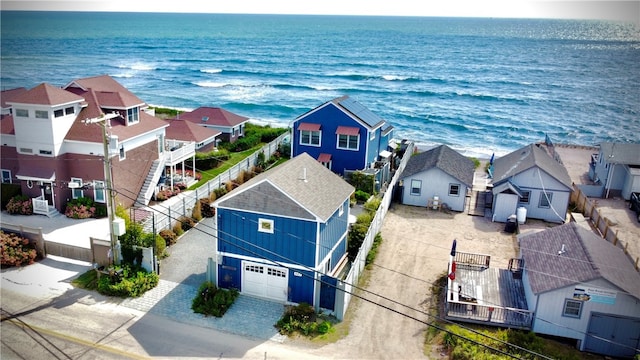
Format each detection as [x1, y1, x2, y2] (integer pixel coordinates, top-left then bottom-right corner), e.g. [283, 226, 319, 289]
[585, 312, 640, 358]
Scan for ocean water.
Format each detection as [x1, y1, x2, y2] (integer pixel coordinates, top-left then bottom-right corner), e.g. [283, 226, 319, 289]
[1, 11, 639, 158]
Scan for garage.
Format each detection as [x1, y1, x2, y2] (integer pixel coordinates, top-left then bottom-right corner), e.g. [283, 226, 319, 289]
[242, 261, 288, 302]
[584, 312, 640, 358]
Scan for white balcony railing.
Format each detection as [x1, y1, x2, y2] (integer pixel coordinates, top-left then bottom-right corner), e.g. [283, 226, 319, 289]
[164, 141, 195, 165]
[32, 196, 51, 216]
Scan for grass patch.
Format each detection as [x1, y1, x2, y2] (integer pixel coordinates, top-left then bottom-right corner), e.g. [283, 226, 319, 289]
[72, 268, 100, 290]
[188, 146, 263, 189]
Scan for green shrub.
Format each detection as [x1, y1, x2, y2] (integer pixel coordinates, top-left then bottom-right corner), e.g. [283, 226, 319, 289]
[214, 186, 228, 199]
[172, 222, 184, 236]
[96, 265, 158, 298]
[347, 212, 374, 260]
[365, 233, 383, 267]
[192, 282, 239, 317]
[363, 197, 381, 213]
[275, 302, 333, 337]
[354, 190, 370, 202]
[1, 183, 21, 210]
[154, 234, 166, 258]
[0, 230, 38, 267]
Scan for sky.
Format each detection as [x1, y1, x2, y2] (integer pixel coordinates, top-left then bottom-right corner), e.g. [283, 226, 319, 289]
[2, 0, 639, 24]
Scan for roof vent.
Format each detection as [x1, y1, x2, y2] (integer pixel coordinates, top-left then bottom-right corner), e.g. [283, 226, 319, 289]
[301, 167, 308, 182]
[558, 244, 567, 255]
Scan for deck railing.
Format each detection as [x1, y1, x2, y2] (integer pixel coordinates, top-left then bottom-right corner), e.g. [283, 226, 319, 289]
[32, 196, 50, 216]
[455, 251, 491, 269]
[446, 300, 533, 329]
[165, 142, 195, 165]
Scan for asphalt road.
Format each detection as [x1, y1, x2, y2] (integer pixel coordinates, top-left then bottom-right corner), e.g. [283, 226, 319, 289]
[0, 287, 324, 360]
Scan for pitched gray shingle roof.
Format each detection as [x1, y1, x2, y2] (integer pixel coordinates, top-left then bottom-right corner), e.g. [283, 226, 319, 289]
[493, 143, 572, 189]
[519, 222, 640, 300]
[599, 142, 640, 166]
[400, 144, 474, 187]
[216, 152, 355, 222]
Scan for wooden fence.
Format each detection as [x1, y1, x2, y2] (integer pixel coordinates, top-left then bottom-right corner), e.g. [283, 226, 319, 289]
[334, 141, 415, 320]
[571, 183, 639, 270]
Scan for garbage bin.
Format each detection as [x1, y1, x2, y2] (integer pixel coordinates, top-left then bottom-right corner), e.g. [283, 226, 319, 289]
[505, 214, 517, 233]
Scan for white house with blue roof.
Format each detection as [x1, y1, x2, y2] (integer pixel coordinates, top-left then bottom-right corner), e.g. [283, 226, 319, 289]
[291, 96, 394, 191]
[212, 152, 354, 310]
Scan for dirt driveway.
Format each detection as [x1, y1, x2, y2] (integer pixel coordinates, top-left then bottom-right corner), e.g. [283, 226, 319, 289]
[297, 204, 549, 359]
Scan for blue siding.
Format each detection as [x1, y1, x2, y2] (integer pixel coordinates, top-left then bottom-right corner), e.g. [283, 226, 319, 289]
[318, 200, 349, 266]
[218, 256, 242, 291]
[288, 269, 315, 305]
[292, 104, 368, 175]
[366, 127, 380, 166]
[330, 236, 347, 272]
[320, 275, 337, 310]
[217, 208, 317, 267]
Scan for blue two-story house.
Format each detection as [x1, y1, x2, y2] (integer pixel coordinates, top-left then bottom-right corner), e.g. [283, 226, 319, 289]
[291, 96, 395, 191]
[212, 153, 355, 309]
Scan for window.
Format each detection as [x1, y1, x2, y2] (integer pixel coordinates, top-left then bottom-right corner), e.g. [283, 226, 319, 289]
[15, 109, 28, 117]
[519, 191, 531, 204]
[324, 258, 332, 274]
[127, 107, 139, 124]
[239, 124, 244, 136]
[1, 169, 11, 184]
[339, 204, 344, 217]
[71, 177, 83, 199]
[300, 130, 321, 146]
[119, 146, 126, 160]
[562, 299, 582, 318]
[539, 192, 553, 208]
[157, 134, 164, 154]
[410, 179, 422, 196]
[449, 184, 460, 196]
[337, 134, 359, 150]
[268, 268, 286, 277]
[35, 110, 48, 119]
[39, 149, 52, 155]
[258, 218, 274, 234]
[94, 180, 106, 203]
[19, 148, 33, 154]
[65, 106, 75, 115]
[54, 109, 64, 117]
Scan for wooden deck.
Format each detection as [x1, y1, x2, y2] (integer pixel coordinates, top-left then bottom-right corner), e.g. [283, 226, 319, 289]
[446, 253, 532, 329]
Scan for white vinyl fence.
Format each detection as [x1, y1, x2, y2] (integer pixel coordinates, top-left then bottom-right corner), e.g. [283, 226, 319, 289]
[135, 132, 290, 234]
[335, 141, 415, 320]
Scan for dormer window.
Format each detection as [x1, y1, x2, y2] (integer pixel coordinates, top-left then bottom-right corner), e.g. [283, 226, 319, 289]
[35, 110, 48, 119]
[127, 107, 139, 125]
[15, 109, 28, 117]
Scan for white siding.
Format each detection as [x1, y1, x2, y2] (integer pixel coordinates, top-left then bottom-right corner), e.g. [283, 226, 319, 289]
[493, 193, 518, 222]
[508, 167, 570, 223]
[401, 168, 468, 211]
[531, 278, 640, 349]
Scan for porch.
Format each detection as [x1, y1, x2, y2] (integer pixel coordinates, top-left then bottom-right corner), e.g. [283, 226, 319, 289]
[32, 195, 58, 217]
[445, 252, 532, 329]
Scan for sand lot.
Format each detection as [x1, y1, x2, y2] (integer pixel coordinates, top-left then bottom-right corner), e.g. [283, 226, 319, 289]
[296, 144, 639, 360]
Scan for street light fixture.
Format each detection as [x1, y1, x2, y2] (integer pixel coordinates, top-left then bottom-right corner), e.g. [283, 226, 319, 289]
[84, 112, 122, 265]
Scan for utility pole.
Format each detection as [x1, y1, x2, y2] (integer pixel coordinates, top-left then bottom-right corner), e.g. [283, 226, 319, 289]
[85, 113, 121, 265]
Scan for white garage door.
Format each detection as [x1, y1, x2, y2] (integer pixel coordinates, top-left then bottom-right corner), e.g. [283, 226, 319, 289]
[242, 261, 288, 302]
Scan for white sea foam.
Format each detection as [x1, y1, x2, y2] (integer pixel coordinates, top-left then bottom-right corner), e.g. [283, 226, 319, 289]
[201, 68, 223, 74]
[194, 81, 227, 88]
[382, 75, 409, 81]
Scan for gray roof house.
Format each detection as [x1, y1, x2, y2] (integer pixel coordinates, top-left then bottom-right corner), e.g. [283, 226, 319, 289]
[491, 143, 572, 223]
[212, 152, 354, 309]
[399, 144, 475, 212]
[588, 142, 640, 200]
[519, 222, 640, 358]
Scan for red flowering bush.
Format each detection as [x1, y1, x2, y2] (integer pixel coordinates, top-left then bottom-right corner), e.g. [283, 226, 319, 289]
[155, 186, 181, 201]
[175, 169, 202, 181]
[1, 231, 37, 267]
[65, 197, 97, 219]
[6, 195, 33, 215]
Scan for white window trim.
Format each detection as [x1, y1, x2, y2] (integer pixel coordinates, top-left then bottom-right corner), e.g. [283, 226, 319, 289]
[15, 109, 28, 117]
[127, 107, 139, 125]
[449, 183, 460, 197]
[410, 179, 421, 196]
[258, 218, 274, 234]
[562, 299, 582, 318]
[299, 130, 322, 147]
[337, 134, 359, 151]
[519, 190, 531, 204]
[94, 180, 106, 203]
[338, 204, 344, 217]
[35, 110, 49, 119]
[71, 177, 83, 199]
